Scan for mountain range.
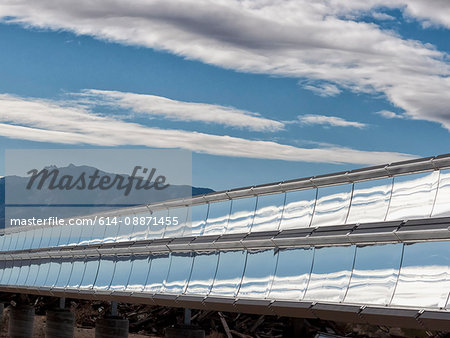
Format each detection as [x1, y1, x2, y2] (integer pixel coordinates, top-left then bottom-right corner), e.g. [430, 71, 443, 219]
[0, 164, 213, 229]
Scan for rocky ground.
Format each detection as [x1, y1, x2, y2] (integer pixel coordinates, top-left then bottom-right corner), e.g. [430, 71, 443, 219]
[0, 294, 447, 337]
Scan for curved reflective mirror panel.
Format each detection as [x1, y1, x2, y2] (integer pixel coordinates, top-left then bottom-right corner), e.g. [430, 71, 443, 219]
[33, 258, 51, 287]
[432, 169, 450, 217]
[185, 252, 219, 295]
[3, 234, 12, 251]
[279, 189, 316, 230]
[304, 246, 355, 302]
[147, 209, 169, 240]
[114, 216, 133, 243]
[8, 260, 22, 285]
[209, 250, 247, 297]
[162, 252, 194, 294]
[386, 171, 439, 221]
[391, 241, 450, 308]
[238, 249, 277, 298]
[48, 225, 62, 248]
[22, 229, 36, 250]
[110, 255, 133, 291]
[1, 234, 8, 251]
[8, 234, 17, 251]
[39, 227, 53, 249]
[345, 243, 402, 305]
[311, 184, 353, 227]
[127, 255, 151, 292]
[225, 197, 257, 234]
[13, 232, 24, 251]
[187, 204, 209, 237]
[268, 247, 314, 300]
[67, 223, 83, 246]
[45, 259, 62, 287]
[14, 231, 27, 251]
[54, 258, 73, 289]
[163, 207, 188, 238]
[93, 256, 116, 290]
[346, 178, 393, 224]
[24, 261, 40, 287]
[250, 194, 285, 233]
[203, 201, 231, 236]
[6, 232, 19, 251]
[66, 258, 86, 289]
[24, 230, 37, 250]
[95, 221, 115, 244]
[8, 232, 19, 251]
[19, 232, 31, 250]
[8, 234, 18, 251]
[0, 261, 13, 285]
[144, 253, 170, 293]
[57, 224, 72, 247]
[79, 258, 100, 289]
[3, 235, 10, 251]
[2, 235, 11, 251]
[2, 235, 10, 251]
[1, 236, 8, 251]
[16, 260, 31, 286]
[128, 213, 149, 242]
[77, 224, 94, 246]
[23, 230, 37, 250]
[5, 260, 22, 285]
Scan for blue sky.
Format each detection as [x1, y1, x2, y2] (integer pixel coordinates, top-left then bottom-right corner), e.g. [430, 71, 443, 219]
[0, 1, 449, 190]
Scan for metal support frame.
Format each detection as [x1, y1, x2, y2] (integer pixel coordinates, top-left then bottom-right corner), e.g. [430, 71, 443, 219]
[1, 217, 449, 260]
[1, 285, 450, 331]
[2, 154, 450, 332]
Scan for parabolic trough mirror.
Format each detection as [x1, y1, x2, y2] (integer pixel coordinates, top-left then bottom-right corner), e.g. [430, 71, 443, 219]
[1, 154, 450, 326]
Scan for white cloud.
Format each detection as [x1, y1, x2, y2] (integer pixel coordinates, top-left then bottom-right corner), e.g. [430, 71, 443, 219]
[298, 114, 367, 128]
[302, 83, 341, 97]
[320, 1, 450, 28]
[375, 110, 405, 119]
[371, 12, 396, 21]
[396, 0, 450, 28]
[0, 93, 414, 165]
[77, 89, 283, 132]
[0, 0, 449, 131]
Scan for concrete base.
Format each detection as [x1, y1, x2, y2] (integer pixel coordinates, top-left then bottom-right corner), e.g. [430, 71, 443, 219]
[46, 308, 75, 338]
[9, 305, 35, 338]
[95, 316, 129, 338]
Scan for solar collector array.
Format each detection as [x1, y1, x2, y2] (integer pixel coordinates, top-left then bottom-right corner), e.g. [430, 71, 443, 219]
[1, 168, 450, 252]
[1, 241, 450, 309]
[1, 156, 450, 322]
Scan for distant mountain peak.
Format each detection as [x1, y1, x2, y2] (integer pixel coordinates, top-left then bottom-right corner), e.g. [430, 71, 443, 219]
[0, 164, 214, 228]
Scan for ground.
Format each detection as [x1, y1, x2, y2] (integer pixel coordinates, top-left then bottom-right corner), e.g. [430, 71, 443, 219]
[0, 295, 442, 337]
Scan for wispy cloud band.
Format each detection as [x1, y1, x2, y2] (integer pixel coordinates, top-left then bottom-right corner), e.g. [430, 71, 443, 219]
[297, 115, 367, 128]
[375, 110, 405, 119]
[0, 92, 415, 165]
[77, 89, 284, 132]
